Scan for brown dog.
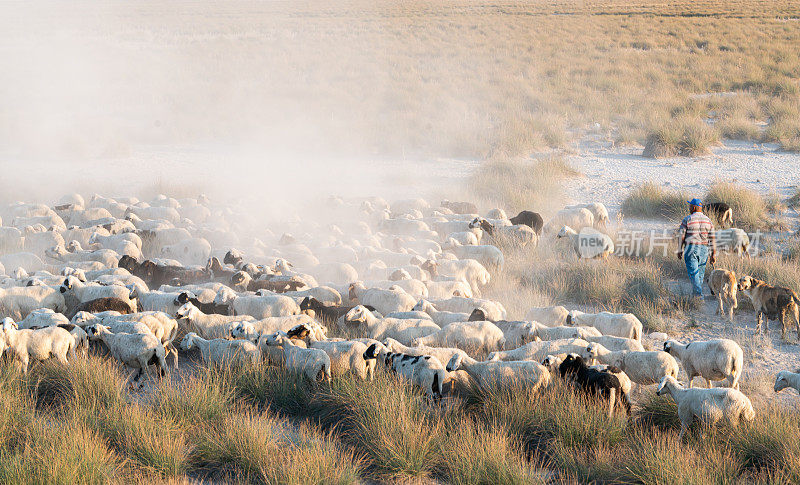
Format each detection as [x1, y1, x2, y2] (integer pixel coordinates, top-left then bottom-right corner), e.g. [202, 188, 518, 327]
[705, 268, 738, 322]
[738, 276, 800, 340]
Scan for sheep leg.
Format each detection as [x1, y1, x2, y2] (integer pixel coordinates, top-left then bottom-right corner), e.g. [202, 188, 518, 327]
[608, 388, 616, 418]
[716, 295, 724, 316]
[755, 312, 763, 335]
[167, 343, 179, 369]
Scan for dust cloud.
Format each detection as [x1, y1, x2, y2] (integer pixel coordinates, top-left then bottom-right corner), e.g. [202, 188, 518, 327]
[0, 0, 479, 208]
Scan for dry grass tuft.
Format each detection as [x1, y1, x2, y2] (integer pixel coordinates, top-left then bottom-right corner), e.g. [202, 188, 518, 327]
[704, 181, 784, 230]
[643, 118, 720, 158]
[621, 182, 688, 220]
[468, 155, 580, 216]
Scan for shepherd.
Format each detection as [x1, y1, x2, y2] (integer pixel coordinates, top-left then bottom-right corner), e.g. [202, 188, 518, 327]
[678, 198, 716, 297]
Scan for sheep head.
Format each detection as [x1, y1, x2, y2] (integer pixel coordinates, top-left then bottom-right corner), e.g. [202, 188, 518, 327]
[180, 332, 199, 351]
[656, 376, 680, 395]
[345, 305, 370, 324]
[175, 302, 197, 320]
[775, 372, 791, 392]
[556, 226, 576, 239]
[85, 324, 110, 340]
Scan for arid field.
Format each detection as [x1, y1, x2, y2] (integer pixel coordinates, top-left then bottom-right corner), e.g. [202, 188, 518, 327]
[1, 0, 800, 484]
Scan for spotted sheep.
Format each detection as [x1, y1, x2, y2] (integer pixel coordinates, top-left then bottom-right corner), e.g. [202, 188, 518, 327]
[363, 343, 446, 399]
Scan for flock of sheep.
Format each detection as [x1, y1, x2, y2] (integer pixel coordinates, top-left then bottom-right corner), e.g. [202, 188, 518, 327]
[0, 192, 796, 440]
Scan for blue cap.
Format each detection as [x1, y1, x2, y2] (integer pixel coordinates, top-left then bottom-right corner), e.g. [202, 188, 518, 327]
[687, 198, 703, 207]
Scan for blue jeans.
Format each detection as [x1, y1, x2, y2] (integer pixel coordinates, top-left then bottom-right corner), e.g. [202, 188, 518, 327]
[684, 244, 708, 296]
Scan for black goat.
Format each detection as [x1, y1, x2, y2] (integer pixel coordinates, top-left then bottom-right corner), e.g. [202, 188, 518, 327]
[703, 202, 733, 227]
[559, 354, 630, 417]
[509, 210, 544, 235]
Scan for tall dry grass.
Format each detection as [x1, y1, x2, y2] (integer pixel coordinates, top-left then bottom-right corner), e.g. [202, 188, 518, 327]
[468, 155, 580, 216]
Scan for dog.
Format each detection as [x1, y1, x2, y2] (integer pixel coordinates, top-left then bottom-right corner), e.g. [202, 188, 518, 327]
[705, 268, 738, 322]
[738, 276, 800, 340]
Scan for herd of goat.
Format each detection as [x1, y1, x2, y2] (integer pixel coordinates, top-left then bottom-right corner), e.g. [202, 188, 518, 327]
[0, 192, 797, 439]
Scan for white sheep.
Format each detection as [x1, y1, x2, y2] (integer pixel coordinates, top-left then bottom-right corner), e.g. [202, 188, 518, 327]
[362, 278, 428, 299]
[656, 376, 755, 439]
[344, 305, 440, 345]
[180, 332, 260, 368]
[160, 237, 212, 266]
[544, 207, 594, 233]
[424, 279, 474, 299]
[564, 203, 610, 227]
[443, 239, 504, 273]
[1, 319, 76, 373]
[229, 315, 317, 341]
[524, 305, 569, 326]
[584, 335, 645, 352]
[216, 290, 300, 318]
[568, 311, 643, 340]
[582, 342, 679, 386]
[446, 354, 550, 392]
[59, 276, 135, 313]
[16, 308, 70, 329]
[0, 285, 66, 321]
[422, 259, 490, 296]
[261, 332, 331, 382]
[413, 299, 470, 327]
[417, 296, 506, 322]
[663, 339, 743, 390]
[46, 243, 119, 268]
[84, 323, 168, 390]
[556, 226, 615, 259]
[175, 302, 254, 339]
[493, 320, 538, 349]
[89, 232, 143, 260]
[533, 324, 602, 341]
[256, 285, 342, 306]
[488, 338, 590, 363]
[774, 370, 800, 394]
[715, 228, 751, 258]
[411, 320, 505, 353]
[469, 217, 537, 248]
[348, 281, 417, 315]
[305, 338, 373, 380]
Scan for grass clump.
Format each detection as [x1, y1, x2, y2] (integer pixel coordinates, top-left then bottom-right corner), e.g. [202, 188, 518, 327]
[621, 182, 687, 220]
[94, 405, 192, 479]
[726, 406, 800, 479]
[196, 412, 362, 484]
[439, 421, 543, 485]
[468, 155, 580, 216]
[643, 118, 720, 158]
[0, 419, 121, 485]
[704, 181, 781, 230]
[314, 375, 442, 481]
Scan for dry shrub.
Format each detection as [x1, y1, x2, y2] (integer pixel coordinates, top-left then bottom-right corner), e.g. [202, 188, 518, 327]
[621, 182, 687, 220]
[717, 116, 762, 141]
[196, 412, 361, 484]
[704, 181, 784, 230]
[643, 118, 720, 158]
[468, 155, 580, 216]
[0, 418, 121, 485]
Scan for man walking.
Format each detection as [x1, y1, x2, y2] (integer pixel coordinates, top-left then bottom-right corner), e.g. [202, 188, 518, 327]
[678, 198, 716, 297]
